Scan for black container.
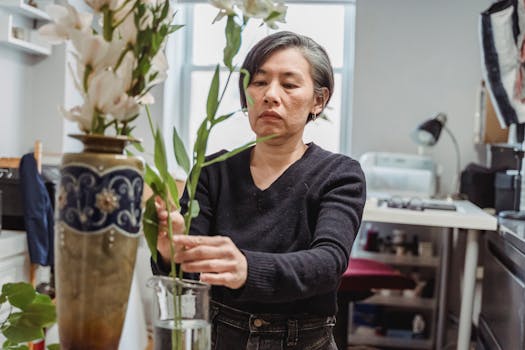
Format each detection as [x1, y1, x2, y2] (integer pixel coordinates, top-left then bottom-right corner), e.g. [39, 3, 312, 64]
[0, 165, 59, 231]
[494, 171, 519, 213]
[0, 168, 25, 230]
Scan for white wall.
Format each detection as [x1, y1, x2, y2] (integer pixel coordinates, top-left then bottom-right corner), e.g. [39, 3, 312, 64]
[0, 45, 30, 156]
[352, 0, 491, 195]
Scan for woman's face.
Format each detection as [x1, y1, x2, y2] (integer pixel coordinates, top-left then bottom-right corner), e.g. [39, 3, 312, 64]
[246, 48, 325, 141]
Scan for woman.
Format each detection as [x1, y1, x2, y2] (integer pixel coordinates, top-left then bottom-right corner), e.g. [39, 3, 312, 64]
[153, 31, 366, 350]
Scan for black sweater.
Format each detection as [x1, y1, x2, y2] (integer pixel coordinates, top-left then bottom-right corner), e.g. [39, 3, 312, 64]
[152, 143, 366, 316]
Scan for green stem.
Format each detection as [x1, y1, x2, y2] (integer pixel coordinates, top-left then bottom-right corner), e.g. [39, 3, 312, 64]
[163, 191, 180, 350]
[145, 105, 155, 136]
[102, 6, 113, 41]
[83, 65, 93, 93]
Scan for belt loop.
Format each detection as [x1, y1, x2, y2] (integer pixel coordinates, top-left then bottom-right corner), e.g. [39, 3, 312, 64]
[286, 319, 298, 347]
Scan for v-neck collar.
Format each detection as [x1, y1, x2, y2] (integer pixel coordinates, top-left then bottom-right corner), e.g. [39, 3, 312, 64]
[245, 143, 316, 193]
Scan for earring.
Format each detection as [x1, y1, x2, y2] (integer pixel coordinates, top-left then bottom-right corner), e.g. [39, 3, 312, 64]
[311, 113, 318, 121]
[242, 107, 248, 117]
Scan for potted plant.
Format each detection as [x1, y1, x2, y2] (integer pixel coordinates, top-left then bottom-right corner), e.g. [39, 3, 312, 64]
[37, 0, 286, 348]
[0, 282, 57, 350]
[38, 0, 178, 348]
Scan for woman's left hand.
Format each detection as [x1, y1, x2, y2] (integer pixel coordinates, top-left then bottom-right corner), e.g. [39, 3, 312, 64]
[172, 235, 248, 289]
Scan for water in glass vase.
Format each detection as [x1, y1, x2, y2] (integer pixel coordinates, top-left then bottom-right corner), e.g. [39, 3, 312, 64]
[154, 319, 211, 350]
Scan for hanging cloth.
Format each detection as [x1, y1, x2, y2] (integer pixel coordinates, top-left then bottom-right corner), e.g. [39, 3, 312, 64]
[479, 0, 525, 126]
[19, 153, 54, 266]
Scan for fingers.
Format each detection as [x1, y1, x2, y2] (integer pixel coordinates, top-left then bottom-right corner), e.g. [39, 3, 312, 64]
[171, 236, 248, 289]
[172, 235, 231, 248]
[181, 259, 237, 273]
[200, 272, 246, 290]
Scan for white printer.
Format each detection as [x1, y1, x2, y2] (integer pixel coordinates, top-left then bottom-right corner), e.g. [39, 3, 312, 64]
[359, 152, 437, 198]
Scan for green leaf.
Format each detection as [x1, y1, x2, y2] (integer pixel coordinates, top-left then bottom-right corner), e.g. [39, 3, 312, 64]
[206, 65, 220, 120]
[2, 340, 29, 350]
[154, 128, 169, 180]
[211, 112, 235, 126]
[47, 344, 60, 350]
[143, 196, 159, 263]
[264, 10, 282, 23]
[32, 294, 52, 305]
[172, 126, 190, 174]
[16, 303, 56, 328]
[144, 164, 165, 197]
[223, 15, 242, 70]
[193, 120, 210, 165]
[2, 283, 35, 310]
[2, 323, 43, 344]
[189, 200, 200, 219]
[169, 24, 184, 34]
[202, 134, 276, 167]
[165, 175, 180, 210]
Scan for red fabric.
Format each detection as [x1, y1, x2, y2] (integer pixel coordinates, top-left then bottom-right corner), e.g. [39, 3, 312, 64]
[31, 339, 45, 350]
[339, 258, 415, 292]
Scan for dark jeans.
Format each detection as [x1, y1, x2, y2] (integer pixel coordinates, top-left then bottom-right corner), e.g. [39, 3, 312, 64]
[210, 300, 337, 350]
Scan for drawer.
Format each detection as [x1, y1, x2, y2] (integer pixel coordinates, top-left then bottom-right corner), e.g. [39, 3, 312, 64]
[480, 234, 525, 350]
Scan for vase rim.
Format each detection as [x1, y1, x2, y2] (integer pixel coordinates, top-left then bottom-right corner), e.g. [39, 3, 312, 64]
[68, 133, 142, 144]
[148, 276, 211, 291]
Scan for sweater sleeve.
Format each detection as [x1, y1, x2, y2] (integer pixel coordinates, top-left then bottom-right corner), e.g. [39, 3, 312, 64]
[233, 159, 366, 303]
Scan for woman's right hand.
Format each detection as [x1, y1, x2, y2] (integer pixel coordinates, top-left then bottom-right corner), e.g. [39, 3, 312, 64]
[155, 196, 186, 265]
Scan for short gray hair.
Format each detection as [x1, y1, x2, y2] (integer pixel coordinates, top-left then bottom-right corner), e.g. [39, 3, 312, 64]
[239, 31, 334, 122]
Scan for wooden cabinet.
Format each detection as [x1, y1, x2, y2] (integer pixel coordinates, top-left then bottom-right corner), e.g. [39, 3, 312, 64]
[0, 0, 52, 55]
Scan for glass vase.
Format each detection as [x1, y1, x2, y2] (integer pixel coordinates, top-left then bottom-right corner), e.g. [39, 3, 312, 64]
[148, 276, 211, 350]
[55, 134, 144, 350]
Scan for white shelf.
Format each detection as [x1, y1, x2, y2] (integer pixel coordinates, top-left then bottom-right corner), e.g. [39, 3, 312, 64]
[0, 12, 51, 55]
[0, 0, 50, 20]
[352, 250, 439, 267]
[358, 294, 437, 309]
[349, 334, 433, 349]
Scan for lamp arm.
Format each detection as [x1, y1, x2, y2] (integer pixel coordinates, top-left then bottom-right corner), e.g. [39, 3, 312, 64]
[443, 125, 461, 195]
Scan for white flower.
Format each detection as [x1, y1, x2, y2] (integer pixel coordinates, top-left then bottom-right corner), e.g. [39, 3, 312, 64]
[115, 51, 137, 91]
[263, 1, 286, 29]
[87, 70, 126, 114]
[115, 3, 138, 44]
[137, 93, 155, 105]
[70, 30, 111, 71]
[87, 70, 139, 121]
[109, 94, 140, 121]
[237, 0, 286, 26]
[210, 0, 238, 22]
[239, 0, 272, 19]
[85, 0, 123, 12]
[60, 104, 94, 132]
[147, 51, 169, 87]
[38, 4, 92, 44]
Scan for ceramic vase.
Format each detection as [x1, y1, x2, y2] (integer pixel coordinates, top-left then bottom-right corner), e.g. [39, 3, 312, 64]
[55, 134, 144, 350]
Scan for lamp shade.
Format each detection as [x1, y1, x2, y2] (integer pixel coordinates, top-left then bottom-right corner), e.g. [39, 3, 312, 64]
[411, 113, 447, 146]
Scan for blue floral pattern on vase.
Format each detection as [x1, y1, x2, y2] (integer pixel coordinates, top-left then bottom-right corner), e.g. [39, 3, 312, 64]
[58, 164, 143, 235]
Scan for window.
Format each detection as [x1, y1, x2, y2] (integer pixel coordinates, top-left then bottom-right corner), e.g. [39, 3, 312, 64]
[163, 1, 355, 166]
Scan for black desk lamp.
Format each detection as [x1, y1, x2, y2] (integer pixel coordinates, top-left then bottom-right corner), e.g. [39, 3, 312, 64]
[410, 113, 462, 198]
